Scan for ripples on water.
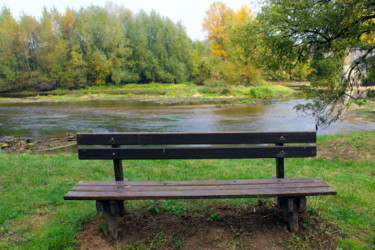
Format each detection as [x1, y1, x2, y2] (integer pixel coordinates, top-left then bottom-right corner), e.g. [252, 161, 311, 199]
[0, 98, 374, 144]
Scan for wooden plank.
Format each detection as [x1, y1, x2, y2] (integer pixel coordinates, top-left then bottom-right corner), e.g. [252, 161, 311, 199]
[288, 198, 299, 232]
[107, 214, 118, 240]
[298, 197, 307, 212]
[70, 181, 331, 192]
[77, 131, 316, 145]
[78, 145, 316, 160]
[64, 186, 337, 200]
[76, 177, 325, 186]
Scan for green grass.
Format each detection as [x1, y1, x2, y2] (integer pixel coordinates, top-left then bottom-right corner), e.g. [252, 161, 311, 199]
[0, 82, 294, 103]
[0, 132, 374, 248]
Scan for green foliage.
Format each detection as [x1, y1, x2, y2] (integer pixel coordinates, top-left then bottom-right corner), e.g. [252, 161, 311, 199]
[208, 213, 221, 222]
[0, 2, 315, 94]
[125, 10, 194, 84]
[173, 236, 183, 248]
[258, 0, 375, 126]
[204, 78, 227, 88]
[0, 4, 194, 92]
[0, 82, 293, 103]
[248, 86, 272, 99]
[146, 200, 186, 217]
[152, 232, 168, 249]
[146, 200, 161, 214]
[200, 3, 265, 86]
[192, 41, 211, 85]
[0, 8, 23, 92]
[198, 78, 231, 95]
[355, 99, 367, 106]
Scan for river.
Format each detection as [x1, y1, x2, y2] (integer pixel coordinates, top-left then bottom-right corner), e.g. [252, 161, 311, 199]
[1, 96, 374, 144]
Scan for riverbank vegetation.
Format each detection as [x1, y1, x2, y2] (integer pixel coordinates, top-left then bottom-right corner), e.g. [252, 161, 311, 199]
[0, 131, 374, 249]
[0, 82, 294, 104]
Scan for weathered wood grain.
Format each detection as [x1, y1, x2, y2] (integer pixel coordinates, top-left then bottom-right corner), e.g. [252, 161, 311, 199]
[76, 177, 325, 186]
[64, 186, 336, 200]
[78, 145, 316, 160]
[77, 131, 316, 145]
[64, 178, 336, 201]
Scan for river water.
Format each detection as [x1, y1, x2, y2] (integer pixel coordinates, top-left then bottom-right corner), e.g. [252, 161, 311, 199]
[0, 97, 374, 142]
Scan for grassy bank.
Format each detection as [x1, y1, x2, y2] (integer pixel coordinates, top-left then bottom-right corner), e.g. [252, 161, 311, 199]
[0, 83, 294, 104]
[0, 131, 374, 249]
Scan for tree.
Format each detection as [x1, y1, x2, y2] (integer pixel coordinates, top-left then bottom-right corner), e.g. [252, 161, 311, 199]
[62, 8, 74, 42]
[125, 10, 193, 83]
[64, 44, 87, 89]
[259, 0, 375, 126]
[192, 41, 210, 84]
[234, 5, 254, 24]
[0, 8, 26, 91]
[19, 14, 41, 82]
[0, 4, 194, 91]
[224, 5, 263, 85]
[202, 2, 234, 59]
[201, 3, 263, 85]
[36, 8, 68, 90]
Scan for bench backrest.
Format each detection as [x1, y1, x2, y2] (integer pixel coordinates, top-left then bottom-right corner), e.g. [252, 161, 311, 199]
[77, 131, 316, 181]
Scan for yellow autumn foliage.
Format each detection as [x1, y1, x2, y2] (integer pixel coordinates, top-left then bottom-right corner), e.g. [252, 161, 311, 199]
[234, 5, 254, 24]
[360, 13, 375, 44]
[202, 2, 234, 59]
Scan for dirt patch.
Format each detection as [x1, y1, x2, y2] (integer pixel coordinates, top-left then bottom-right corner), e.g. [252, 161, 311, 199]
[317, 136, 375, 161]
[0, 133, 76, 153]
[28, 209, 51, 228]
[77, 203, 341, 249]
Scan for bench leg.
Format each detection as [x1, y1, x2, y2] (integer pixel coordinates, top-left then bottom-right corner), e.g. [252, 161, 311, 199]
[288, 198, 298, 232]
[279, 196, 306, 232]
[107, 214, 118, 240]
[96, 200, 126, 217]
[96, 200, 126, 240]
[298, 197, 307, 212]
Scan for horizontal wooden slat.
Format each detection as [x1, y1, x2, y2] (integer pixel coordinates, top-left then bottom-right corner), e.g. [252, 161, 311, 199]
[78, 145, 316, 160]
[65, 188, 336, 200]
[71, 182, 329, 192]
[76, 177, 324, 186]
[77, 131, 316, 145]
[64, 178, 336, 200]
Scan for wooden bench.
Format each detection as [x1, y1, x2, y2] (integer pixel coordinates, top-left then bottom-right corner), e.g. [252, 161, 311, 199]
[64, 131, 336, 239]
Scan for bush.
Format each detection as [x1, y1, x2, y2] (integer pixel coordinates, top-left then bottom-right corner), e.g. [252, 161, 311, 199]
[198, 86, 231, 95]
[248, 86, 274, 99]
[198, 87, 212, 94]
[203, 78, 227, 88]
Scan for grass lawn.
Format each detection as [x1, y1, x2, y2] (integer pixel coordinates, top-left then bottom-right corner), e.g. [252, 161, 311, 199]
[0, 131, 374, 249]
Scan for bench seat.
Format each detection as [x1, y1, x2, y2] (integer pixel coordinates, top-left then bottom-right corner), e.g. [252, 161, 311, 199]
[64, 177, 336, 201]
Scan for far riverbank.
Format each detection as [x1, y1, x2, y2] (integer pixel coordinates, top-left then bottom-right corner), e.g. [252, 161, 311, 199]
[0, 83, 294, 104]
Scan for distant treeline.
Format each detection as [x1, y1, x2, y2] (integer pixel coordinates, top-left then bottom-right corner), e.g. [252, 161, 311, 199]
[0, 4, 196, 92]
[0, 3, 311, 93]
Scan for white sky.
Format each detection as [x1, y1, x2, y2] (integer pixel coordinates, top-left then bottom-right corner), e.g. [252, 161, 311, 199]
[1, 0, 260, 41]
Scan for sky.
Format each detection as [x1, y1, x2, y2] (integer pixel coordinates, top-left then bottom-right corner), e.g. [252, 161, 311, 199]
[1, 0, 260, 41]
